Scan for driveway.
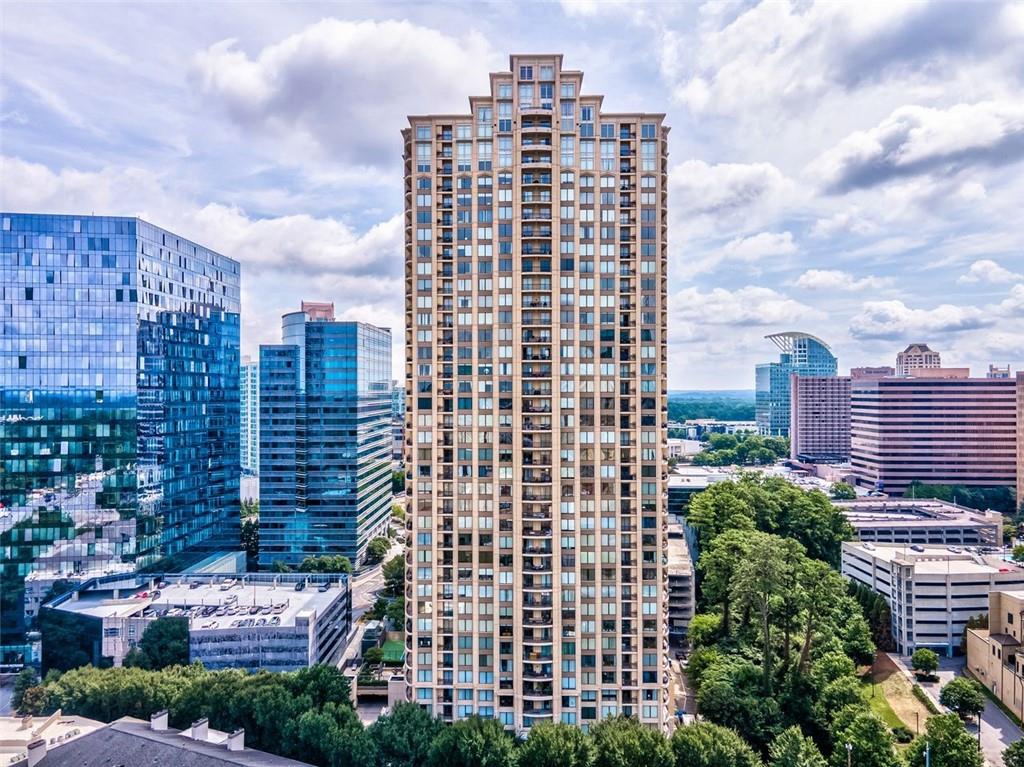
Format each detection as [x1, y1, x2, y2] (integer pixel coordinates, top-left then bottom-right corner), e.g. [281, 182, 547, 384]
[888, 653, 1022, 767]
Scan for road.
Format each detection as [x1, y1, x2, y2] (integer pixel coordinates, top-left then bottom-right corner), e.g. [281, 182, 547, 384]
[889, 654, 1022, 767]
[338, 536, 406, 668]
[666, 655, 696, 732]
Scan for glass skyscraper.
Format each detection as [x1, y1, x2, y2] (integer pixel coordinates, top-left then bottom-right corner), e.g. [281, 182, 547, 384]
[0, 213, 240, 658]
[258, 303, 392, 568]
[240, 355, 259, 474]
[755, 331, 838, 437]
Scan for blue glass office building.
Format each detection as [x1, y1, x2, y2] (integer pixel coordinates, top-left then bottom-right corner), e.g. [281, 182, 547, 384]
[0, 214, 240, 654]
[259, 307, 392, 568]
[755, 331, 838, 437]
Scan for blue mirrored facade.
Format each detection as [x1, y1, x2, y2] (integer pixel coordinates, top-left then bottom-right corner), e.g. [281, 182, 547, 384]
[755, 331, 838, 436]
[259, 309, 392, 567]
[0, 214, 240, 656]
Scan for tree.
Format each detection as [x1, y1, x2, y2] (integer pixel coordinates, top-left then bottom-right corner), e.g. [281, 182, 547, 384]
[590, 715, 673, 767]
[427, 716, 516, 767]
[392, 503, 407, 522]
[911, 648, 939, 679]
[687, 613, 722, 649]
[1013, 544, 1024, 563]
[940, 678, 985, 720]
[299, 555, 352, 574]
[367, 537, 391, 564]
[729, 532, 800, 692]
[769, 726, 826, 767]
[829, 482, 856, 500]
[368, 701, 443, 767]
[364, 647, 384, 665]
[241, 516, 259, 565]
[11, 667, 38, 714]
[385, 596, 405, 628]
[830, 710, 900, 767]
[695, 656, 783, 752]
[383, 555, 406, 597]
[670, 722, 762, 767]
[518, 721, 595, 767]
[392, 470, 406, 495]
[904, 713, 982, 767]
[125, 617, 189, 669]
[698, 528, 753, 637]
[1004, 740, 1024, 767]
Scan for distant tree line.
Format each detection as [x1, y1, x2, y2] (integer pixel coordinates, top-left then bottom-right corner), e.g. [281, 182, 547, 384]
[691, 434, 789, 467]
[668, 397, 755, 423]
[905, 481, 1017, 515]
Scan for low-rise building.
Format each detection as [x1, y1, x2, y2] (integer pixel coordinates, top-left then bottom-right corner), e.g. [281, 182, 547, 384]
[39, 572, 350, 674]
[966, 590, 1024, 721]
[837, 498, 1002, 546]
[0, 711, 102, 765]
[841, 542, 1024, 656]
[666, 522, 695, 647]
[30, 712, 312, 766]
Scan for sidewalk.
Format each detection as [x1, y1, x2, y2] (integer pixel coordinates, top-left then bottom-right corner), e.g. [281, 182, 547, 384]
[887, 653, 1022, 767]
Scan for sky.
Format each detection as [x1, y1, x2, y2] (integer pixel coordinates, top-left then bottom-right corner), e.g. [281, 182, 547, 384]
[1, 0, 1023, 389]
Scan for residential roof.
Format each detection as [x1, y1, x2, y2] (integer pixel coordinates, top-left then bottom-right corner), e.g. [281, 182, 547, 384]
[39, 717, 313, 767]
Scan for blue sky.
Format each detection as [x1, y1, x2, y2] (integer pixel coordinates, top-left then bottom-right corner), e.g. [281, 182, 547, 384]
[2, 0, 1023, 388]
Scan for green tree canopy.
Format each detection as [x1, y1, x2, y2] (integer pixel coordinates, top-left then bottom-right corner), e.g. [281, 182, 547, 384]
[518, 721, 595, 767]
[383, 555, 405, 597]
[124, 617, 189, 670]
[769, 726, 827, 767]
[911, 648, 939, 677]
[829, 482, 856, 500]
[1004, 740, 1024, 767]
[299, 555, 353, 574]
[367, 537, 391, 563]
[939, 678, 985, 719]
[368, 701, 443, 767]
[590, 715, 673, 767]
[670, 721, 762, 767]
[426, 716, 516, 767]
[829, 710, 900, 767]
[11, 667, 39, 714]
[905, 713, 982, 767]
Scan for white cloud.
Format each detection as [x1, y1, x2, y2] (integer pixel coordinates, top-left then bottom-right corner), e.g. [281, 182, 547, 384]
[957, 259, 1022, 284]
[191, 19, 499, 168]
[794, 269, 892, 291]
[0, 154, 404, 363]
[996, 284, 1024, 316]
[721, 231, 796, 261]
[672, 285, 820, 327]
[848, 299, 994, 340]
[809, 101, 1024, 193]
[669, 159, 792, 220]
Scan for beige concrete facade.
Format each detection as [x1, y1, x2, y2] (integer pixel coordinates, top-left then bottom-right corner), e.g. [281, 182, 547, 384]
[841, 542, 1024, 656]
[403, 54, 668, 731]
[966, 590, 1024, 721]
[896, 344, 941, 377]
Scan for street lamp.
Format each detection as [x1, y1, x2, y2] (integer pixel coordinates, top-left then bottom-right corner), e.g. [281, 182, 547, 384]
[845, 741, 852, 767]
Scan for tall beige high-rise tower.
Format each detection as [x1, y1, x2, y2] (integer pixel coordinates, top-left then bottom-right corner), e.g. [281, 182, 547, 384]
[402, 55, 668, 732]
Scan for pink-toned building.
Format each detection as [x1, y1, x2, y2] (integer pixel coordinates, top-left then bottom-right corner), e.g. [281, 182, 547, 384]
[790, 374, 851, 462]
[851, 372, 1023, 499]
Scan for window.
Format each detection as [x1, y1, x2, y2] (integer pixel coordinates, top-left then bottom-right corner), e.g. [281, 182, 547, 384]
[539, 64, 554, 80]
[498, 83, 512, 99]
[519, 84, 534, 109]
[416, 126, 431, 140]
[561, 83, 575, 98]
[519, 65, 533, 80]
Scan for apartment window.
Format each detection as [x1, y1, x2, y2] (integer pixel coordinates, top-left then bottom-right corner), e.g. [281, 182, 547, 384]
[561, 83, 575, 98]
[539, 65, 554, 80]
[520, 65, 533, 80]
[519, 84, 534, 109]
[498, 83, 512, 99]
[416, 126, 431, 140]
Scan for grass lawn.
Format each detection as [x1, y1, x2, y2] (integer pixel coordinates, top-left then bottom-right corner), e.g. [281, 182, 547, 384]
[860, 653, 935, 736]
[861, 674, 904, 729]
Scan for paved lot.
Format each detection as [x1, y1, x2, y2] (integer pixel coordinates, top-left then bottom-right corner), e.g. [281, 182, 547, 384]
[888, 653, 1022, 767]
